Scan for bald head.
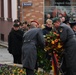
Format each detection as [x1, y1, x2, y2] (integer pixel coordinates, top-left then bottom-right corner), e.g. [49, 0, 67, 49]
[30, 21, 39, 28]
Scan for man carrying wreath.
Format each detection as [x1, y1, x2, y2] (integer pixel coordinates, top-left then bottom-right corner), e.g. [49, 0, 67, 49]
[52, 17, 76, 75]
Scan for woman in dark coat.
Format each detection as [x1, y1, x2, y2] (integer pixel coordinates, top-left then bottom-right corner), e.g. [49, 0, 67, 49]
[8, 24, 24, 64]
[43, 19, 53, 60]
[43, 19, 52, 35]
[53, 17, 76, 75]
[22, 22, 45, 75]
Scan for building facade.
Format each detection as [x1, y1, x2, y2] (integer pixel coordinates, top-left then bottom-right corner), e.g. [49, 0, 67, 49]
[0, 0, 44, 42]
[0, 0, 17, 41]
[0, 0, 76, 42]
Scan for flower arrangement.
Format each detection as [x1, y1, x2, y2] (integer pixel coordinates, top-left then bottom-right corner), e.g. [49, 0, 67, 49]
[0, 64, 48, 75]
[44, 31, 63, 57]
[44, 31, 64, 75]
[37, 31, 64, 73]
[0, 64, 26, 75]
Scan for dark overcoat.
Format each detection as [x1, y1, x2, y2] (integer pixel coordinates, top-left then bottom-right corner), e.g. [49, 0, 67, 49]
[42, 26, 52, 35]
[58, 23, 76, 75]
[8, 29, 24, 55]
[22, 28, 44, 70]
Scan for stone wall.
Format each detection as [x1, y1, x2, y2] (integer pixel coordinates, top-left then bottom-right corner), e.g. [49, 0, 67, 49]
[20, 0, 44, 25]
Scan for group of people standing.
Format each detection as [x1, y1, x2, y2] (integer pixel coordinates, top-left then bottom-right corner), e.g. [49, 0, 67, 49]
[8, 19, 44, 75]
[8, 15, 76, 75]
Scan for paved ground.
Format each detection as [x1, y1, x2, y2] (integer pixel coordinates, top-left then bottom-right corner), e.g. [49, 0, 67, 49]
[0, 45, 13, 64]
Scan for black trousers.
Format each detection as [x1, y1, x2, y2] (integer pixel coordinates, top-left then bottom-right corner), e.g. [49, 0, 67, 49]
[26, 68, 34, 75]
[13, 54, 22, 64]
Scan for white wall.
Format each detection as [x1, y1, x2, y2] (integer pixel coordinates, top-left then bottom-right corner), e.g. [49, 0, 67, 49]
[4, 0, 8, 20]
[11, 0, 17, 21]
[4, 0, 17, 21]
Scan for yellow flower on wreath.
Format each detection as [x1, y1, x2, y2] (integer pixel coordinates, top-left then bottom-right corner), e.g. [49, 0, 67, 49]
[58, 43, 62, 48]
[51, 40, 55, 44]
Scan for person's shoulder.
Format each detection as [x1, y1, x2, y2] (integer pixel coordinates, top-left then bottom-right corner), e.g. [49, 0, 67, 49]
[38, 28, 42, 30]
[17, 30, 24, 35]
[60, 23, 73, 32]
[9, 28, 14, 33]
[61, 23, 67, 26]
[60, 23, 70, 28]
[18, 29, 24, 32]
[33, 28, 43, 33]
[32, 28, 42, 31]
[26, 28, 38, 33]
[42, 27, 46, 30]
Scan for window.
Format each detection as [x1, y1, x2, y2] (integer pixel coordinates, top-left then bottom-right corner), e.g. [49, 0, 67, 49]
[0, 0, 4, 20]
[7, 0, 12, 21]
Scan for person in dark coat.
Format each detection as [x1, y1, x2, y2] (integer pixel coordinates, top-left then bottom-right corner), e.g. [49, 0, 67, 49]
[43, 19, 53, 35]
[43, 19, 53, 60]
[22, 22, 45, 75]
[52, 17, 76, 75]
[8, 24, 24, 64]
[70, 22, 76, 36]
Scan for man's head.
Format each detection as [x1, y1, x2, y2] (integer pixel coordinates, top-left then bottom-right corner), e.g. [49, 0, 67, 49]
[13, 24, 20, 31]
[30, 21, 39, 28]
[61, 16, 65, 23]
[70, 22, 76, 31]
[52, 17, 61, 28]
[46, 19, 52, 27]
[22, 21, 28, 29]
[46, 13, 51, 18]
[72, 25, 76, 32]
[14, 19, 20, 25]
